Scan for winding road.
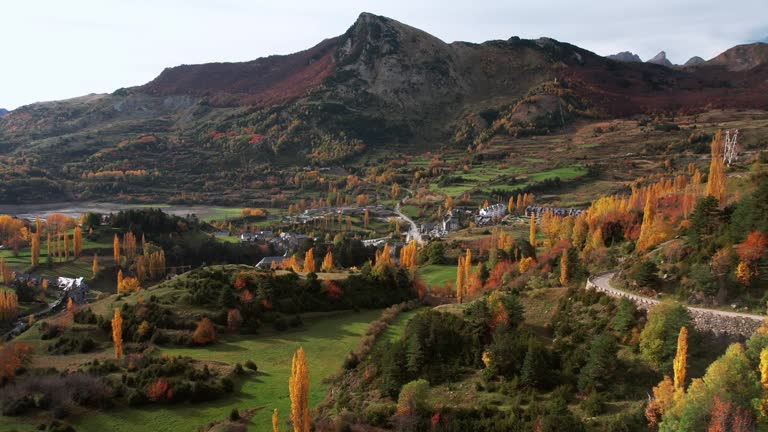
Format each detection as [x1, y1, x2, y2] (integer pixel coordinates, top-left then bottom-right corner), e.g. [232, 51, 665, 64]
[590, 272, 766, 322]
[395, 201, 423, 245]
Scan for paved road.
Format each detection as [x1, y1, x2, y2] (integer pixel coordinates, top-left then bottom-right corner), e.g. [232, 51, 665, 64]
[590, 272, 766, 322]
[395, 201, 423, 245]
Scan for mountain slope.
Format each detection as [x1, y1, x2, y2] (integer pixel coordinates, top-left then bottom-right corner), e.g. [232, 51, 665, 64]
[1, 13, 768, 204]
[0, 108, 8, 117]
[706, 42, 768, 71]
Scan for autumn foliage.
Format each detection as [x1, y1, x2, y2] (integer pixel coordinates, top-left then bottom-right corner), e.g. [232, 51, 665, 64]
[192, 317, 217, 345]
[0, 289, 19, 322]
[146, 378, 174, 402]
[112, 308, 123, 359]
[673, 326, 688, 391]
[0, 342, 33, 383]
[289, 347, 310, 432]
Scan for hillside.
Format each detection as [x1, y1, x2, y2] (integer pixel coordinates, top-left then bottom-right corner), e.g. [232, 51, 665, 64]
[0, 109, 7, 117]
[1, 13, 768, 204]
[705, 42, 768, 71]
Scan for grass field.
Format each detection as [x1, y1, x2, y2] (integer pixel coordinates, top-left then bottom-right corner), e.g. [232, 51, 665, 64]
[418, 264, 457, 288]
[64, 309, 383, 432]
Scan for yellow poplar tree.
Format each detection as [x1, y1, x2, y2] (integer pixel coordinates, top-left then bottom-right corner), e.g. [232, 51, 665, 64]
[289, 347, 309, 432]
[759, 348, 768, 418]
[303, 249, 315, 273]
[321, 250, 334, 272]
[112, 308, 123, 359]
[113, 234, 120, 266]
[272, 408, 280, 432]
[117, 269, 124, 293]
[636, 190, 657, 251]
[30, 232, 40, 267]
[73, 226, 83, 256]
[705, 130, 726, 205]
[529, 214, 536, 247]
[456, 256, 466, 304]
[92, 254, 99, 278]
[673, 326, 688, 391]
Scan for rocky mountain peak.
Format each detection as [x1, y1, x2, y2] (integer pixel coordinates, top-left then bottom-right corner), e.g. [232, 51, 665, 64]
[606, 51, 642, 63]
[647, 51, 674, 67]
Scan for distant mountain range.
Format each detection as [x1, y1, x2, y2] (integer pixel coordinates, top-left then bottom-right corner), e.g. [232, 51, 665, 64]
[1, 12, 768, 203]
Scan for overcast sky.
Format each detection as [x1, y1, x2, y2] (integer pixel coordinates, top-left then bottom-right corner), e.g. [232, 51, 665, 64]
[2, 0, 767, 110]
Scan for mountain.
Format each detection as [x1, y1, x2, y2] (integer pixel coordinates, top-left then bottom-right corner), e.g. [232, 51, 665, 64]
[1, 12, 768, 204]
[706, 42, 768, 71]
[0, 108, 8, 117]
[683, 56, 705, 67]
[606, 51, 642, 62]
[646, 51, 674, 67]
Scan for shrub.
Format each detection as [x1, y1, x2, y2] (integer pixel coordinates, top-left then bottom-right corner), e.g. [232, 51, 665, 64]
[192, 317, 217, 345]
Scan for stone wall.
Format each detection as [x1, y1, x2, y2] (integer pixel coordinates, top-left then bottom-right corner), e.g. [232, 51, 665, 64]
[586, 273, 763, 337]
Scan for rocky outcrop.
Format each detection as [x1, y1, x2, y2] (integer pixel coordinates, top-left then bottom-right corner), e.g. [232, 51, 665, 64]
[587, 272, 764, 337]
[607, 51, 642, 62]
[647, 51, 674, 67]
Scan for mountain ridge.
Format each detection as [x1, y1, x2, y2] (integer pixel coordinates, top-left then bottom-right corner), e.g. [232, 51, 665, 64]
[1, 12, 768, 203]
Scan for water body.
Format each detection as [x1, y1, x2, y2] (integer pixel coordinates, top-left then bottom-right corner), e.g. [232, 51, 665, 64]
[0, 202, 238, 221]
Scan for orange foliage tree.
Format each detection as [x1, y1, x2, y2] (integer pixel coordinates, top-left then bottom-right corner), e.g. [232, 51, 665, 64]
[0, 289, 19, 322]
[0, 342, 33, 383]
[321, 250, 334, 272]
[705, 130, 727, 206]
[227, 308, 243, 332]
[289, 347, 310, 432]
[112, 308, 123, 359]
[113, 234, 121, 266]
[192, 317, 217, 345]
[303, 248, 315, 273]
[529, 214, 536, 247]
[73, 226, 83, 257]
[146, 378, 173, 402]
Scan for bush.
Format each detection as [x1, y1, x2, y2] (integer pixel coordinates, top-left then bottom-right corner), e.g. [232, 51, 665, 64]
[229, 408, 240, 421]
[244, 360, 258, 372]
[581, 391, 606, 416]
[363, 403, 395, 427]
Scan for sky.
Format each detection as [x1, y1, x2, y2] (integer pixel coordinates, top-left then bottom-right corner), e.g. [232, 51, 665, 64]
[2, 0, 767, 110]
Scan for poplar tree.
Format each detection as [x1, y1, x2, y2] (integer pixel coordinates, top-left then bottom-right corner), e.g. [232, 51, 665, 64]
[303, 249, 315, 273]
[529, 214, 536, 247]
[673, 327, 688, 391]
[289, 347, 310, 432]
[705, 130, 726, 205]
[112, 308, 123, 359]
[113, 234, 120, 266]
